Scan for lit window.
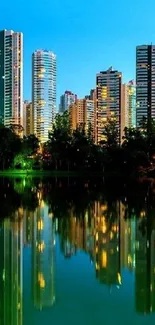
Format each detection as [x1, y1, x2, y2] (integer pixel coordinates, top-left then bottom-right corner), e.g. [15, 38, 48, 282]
[102, 251, 107, 268]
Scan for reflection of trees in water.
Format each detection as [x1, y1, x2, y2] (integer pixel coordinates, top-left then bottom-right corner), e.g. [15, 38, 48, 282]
[1, 176, 155, 234]
[0, 178, 21, 219]
[44, 178, 104, 220]
[0, 178, 39, 219]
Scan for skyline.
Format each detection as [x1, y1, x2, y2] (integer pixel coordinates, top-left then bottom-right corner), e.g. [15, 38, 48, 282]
[1, 0, 155, 106]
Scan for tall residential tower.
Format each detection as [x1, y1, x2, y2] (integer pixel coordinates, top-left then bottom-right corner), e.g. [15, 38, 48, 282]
[121, 80, 136, 135]
[23, 100, 34, 136]
[32, 50, 56, 143]
[136, 45, 155, 126]
[59, 91, 77, 114]
[0, 29, 23, 127]
[95, 67, 122, 143]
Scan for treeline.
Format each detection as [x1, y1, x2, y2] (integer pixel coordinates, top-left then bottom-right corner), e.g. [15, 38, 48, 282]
[43, 112, 155, 175]
[1, 113, 155, 174]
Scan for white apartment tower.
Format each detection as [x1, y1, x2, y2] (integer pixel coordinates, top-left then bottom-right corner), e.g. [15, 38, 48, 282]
[0, 29, 23, 127]
[32, 50, 56, 143]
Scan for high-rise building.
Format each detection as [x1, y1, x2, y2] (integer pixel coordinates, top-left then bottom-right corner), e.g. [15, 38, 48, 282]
[85, 89, 96, 137]
[69, 98, 95, 134]
[136, 45, 155, 126]
[0, 29, 23, 127]
[69, 99, 87, 130]
[95, 67, 122, 144]
[121, 80, 136, 138]
[32, 50, 56, 143]
[128, 80, 136, 128]
[85, 89, 96, 101]
[23, 101, 34, 136]
[121, 84, 128, 141]
[59, 91, 77, 114]
[85, 99, 94, 132]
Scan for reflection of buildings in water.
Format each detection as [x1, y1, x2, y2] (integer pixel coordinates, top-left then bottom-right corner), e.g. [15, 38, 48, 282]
[120, 202, 136, 271]
[0, 218, 23, 325]
[135, 219, 155, 314]
[70, 217, 85, 251]
[94, 201, 121, 287]
[58, 217, 76, 258]
[85, 210, 95, 262]
[64, 239, 76, 258]
[32, 202, 56, 310]
[23, 210, 34, 247]
[58, 208, 95, 259]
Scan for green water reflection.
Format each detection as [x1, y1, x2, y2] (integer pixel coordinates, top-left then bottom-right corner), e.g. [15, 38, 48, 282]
[0, 177, 155, 325]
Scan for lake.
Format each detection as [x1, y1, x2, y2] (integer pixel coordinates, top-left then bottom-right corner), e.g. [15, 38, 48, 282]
[0, 176, 155, 325]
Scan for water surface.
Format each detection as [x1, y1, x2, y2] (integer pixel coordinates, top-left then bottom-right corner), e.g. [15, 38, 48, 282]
[0, 177, 155, 325]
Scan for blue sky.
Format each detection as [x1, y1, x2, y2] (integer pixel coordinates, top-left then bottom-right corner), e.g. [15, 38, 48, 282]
[1, 0, 155, 108]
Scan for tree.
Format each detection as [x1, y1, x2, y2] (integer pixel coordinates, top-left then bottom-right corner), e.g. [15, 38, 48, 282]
[0, 125, 21, 170]
[13, 134, 39, 170]
[13, 153, 33, 170]
[122, 126, 149, 171]
[139, 116, 155, 134]
[22, 134, 39, 156]
[122, 116, 155, 164]
[71, 125, 92, 170]
[101, 119, 119, 148]
[47, 111, 72, 170]
[10, 124, 24, 137]
[122, 127, 147, 152]
[139, 117, 155, 160]
[87, 122, 94, 143]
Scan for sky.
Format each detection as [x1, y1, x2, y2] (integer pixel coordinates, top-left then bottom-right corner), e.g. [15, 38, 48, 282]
[1, 0, 155, 108]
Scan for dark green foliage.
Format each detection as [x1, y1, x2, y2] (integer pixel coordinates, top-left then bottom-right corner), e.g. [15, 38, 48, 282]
[0, 125, 39, 171]
[0, 125, 21, 170]
[1, 114, 155, 175]
[45, 112, 103, 172]
[100, 118, 119, 148]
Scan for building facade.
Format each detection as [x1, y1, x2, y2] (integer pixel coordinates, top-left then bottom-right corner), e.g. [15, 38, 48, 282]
[32, 50, 56, 143]
[23, 101, 34, 136]
[69, 98, 94, 134]
[128, 80, 136, 128]
[59, 91, 77, 114]
[69, 99, 87, 130]
[121, 84, 128, 141]
[136, 45, 155, 126]
[0, 29, 23, 127]
[121, 80, 136, 139]
[85, 99, 95, 134]
[95, 67, 122, 144]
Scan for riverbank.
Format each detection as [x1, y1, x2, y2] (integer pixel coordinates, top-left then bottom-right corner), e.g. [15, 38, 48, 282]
[0, 169, 104, 178]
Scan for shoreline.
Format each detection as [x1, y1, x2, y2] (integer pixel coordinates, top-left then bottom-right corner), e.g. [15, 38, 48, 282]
[0, 170, 155, 183]
[0, 170, 104, 177]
